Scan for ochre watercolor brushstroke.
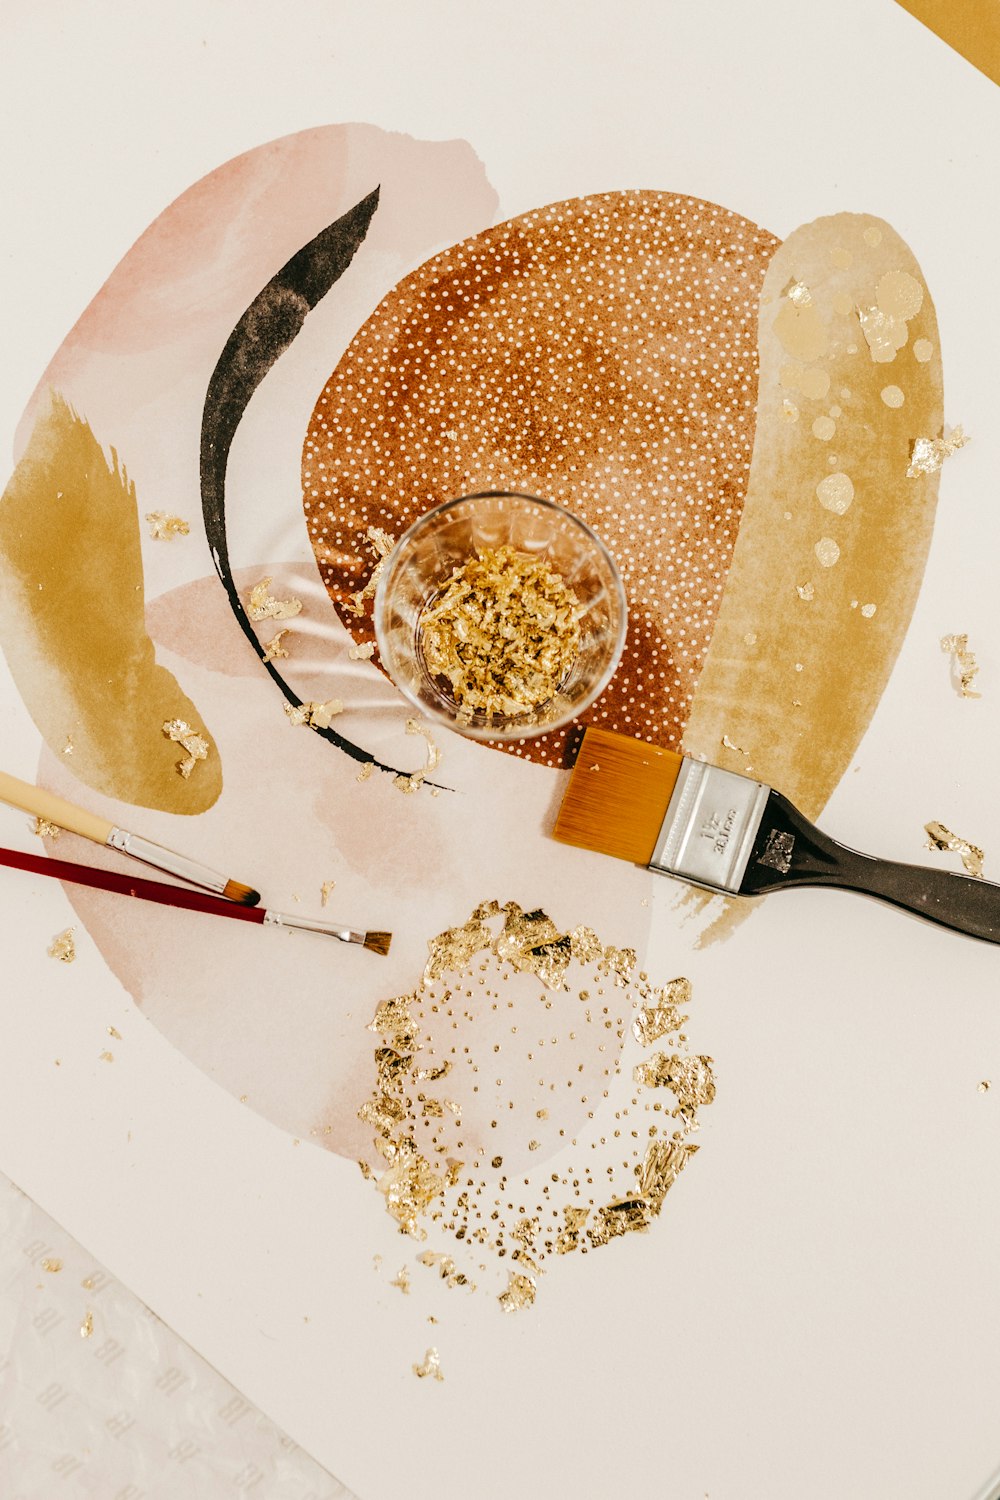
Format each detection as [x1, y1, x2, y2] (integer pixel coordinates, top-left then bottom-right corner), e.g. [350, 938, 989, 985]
[894, 0, 1000, 87]
[680, 212, 943, 942]
[0, 393, 221, 813]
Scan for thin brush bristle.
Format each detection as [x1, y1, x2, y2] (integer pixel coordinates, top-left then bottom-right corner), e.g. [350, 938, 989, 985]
[223, 878, 261, 907]
[364, 930, 392, 957]
[552, 726, 683, 866]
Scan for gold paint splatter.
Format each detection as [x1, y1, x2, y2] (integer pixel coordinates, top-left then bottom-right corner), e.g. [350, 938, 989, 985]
[412, 1347, 444, 1381]
[390, 1265, 411, 1295]
[32, 816, 61, 839]
[880, 385, 905, 408]
[812, 415, 836, 441]
[940, 633, 981, 699]
[796, 583, 815, 601]
[320, 880, 336, 907]
[913, 338, 933, 363]
[47, 928, 76, 963]
[162, 719, 209, 779]
[80, 1311, 94, 1340]
[925, 821, 984, 879]
[907, 426, 970, 477]
[261, 628, 292, 662]
[145, 511, 189, 541]
[815, 472, 855, 514]
[0, 395, 220, 812]
[348, 642, 375, 661]
[814, 538, 841, 568]
[246, 578, 302, 622]
[41, 1258, 62, 1273]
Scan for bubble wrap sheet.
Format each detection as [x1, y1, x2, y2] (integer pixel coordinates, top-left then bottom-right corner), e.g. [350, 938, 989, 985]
[0, 1175, 358, 1499]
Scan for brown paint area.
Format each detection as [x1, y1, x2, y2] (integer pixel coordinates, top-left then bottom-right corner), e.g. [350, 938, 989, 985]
[0, 393, 221, 812]
[680, 213, 943, 941]
[303, 192, 779, 766]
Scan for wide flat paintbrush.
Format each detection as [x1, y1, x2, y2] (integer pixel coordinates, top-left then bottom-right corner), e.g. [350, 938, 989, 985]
[0, 844, 391, 956]
[553, 725, 1000, 944]
[0, 769, 259, 906]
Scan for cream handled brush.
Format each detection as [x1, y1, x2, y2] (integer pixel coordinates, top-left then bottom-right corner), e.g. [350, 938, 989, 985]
[553, 726, 1000, 944]
[0, 769, 260, 906]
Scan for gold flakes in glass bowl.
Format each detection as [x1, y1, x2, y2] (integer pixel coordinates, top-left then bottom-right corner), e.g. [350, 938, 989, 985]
[418, 546, 582, 718]
[357, 900, 715, 1312]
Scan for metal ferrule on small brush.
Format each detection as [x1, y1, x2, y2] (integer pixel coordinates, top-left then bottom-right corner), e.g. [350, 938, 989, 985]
[649, 759, 771, 895]
[106, 827, 231, 897]
[262, 910, 368, 946]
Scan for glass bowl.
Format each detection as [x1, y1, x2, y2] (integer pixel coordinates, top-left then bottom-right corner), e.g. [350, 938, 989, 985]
[373, 491, 628, 741]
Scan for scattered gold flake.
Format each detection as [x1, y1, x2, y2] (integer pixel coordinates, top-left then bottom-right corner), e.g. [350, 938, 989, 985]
[418, 545, 581, 719]
[41, 1258, 62, 1274]
[498, 1272, 537, 1313]
[941, 633, 981, 699]
[162, 719, 209, 778]
[80, 1311, 94, 1340]
[356, 762, 374, 782]
[979, 1080, 991, 1093]
[346, 526, 396, 616]
[556, 1207, 589, 1255]
[358, 1160, 373, 1180]
[246, 577, 302, 622]
[284, 699, 344, 728]
[528, 1139, 540, 1151]
[145, 510, 189, 541]
[99, 1051, 114, 1063]
[373, 1254, 382, 1270]
[376, 1155, 445, 1238]
[62, 735, 74, 756]
[412, 1347, 444, 1382]
[107, 1026, 122, 1040]
[785, 279, 813, 307]
[32, 816, 61, 839]
[414, 1059, 451, 1082]
[925, 821, 985, 879]
[633, 1053, 716, 1113]
[320, 880, 336, 907]
[721, 733, 751, 769]
[418, 1250, 473, 1288]
[636, 1137, 700, 1215]
[587, 1198, 649, 1248]
[47, 928, 76, 963]
[261, 628, 292, 662]
[348, 641, 376, 661]
[390, 1265, 411, 1295]
[906, 426, 970, 478]
[633, 977, 691, 1046]
[796, 582, 815, 602]
[421, 1097, 445, 1118]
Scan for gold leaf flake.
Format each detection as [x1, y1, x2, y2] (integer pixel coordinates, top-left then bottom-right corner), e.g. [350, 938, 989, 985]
[41, 1257, 62, 1273]
[784, 279, 813, 307]
[368, 994, 419, 1052]
[420, 1097, 445, 1118]
[145, 511, 189, 541]
[162, 718, 209, 778]
[357, 1160, 373, 1180]
[417, 1250, 472, 1288]
[906, 426, 970, 478]
[555, 1206, 589, 1255]
[498, 1271, 536, 1312]
[261, 628, 292, 662]
[320, 879, 336, 907]
[246, 577, 302, 621]
[284, 699, 344, 728]
[356, 762, 374, 782]
[796, 582, 815, 601]
[587, 1198, 649, 1248]
[62, 735, 74, 756]
[107, 1026, 122, 1040]
[925, 821, 984, 879]
[636, 1137, 699, 1216]
[80, 1311, 94, 1339]
[941, 633, 981, 699]
[412, 1346, 444, 1381]
[32, 816, 61, 839]
[633, 1052, 716, 1113]
[47, 928, 76, 963]
[391, 1265, 411, 1294]
[377, 1156, 445, 1238]
[346, 526, 396, 616]
[414, 1059, 451, 1082]
[348, 641, 375, 661]
[633, 977, 691, 1046]
[99, 1051, 114, 1063]
[979, 1080, 991, 1093]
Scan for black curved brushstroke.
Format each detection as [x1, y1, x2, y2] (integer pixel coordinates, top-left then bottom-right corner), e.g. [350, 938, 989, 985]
[200, 187, 416, 778]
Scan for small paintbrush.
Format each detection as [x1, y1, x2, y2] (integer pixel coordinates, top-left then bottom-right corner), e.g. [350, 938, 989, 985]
[553, 725, 1000, 944]
[0, 844, 391, 957]
[0, 769, 259, 906]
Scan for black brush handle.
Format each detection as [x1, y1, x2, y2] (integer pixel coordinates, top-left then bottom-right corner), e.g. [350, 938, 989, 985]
[744, 790, 1000, 945]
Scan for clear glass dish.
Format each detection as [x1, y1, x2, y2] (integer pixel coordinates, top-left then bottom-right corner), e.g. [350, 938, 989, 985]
[374, 490, 628, 741]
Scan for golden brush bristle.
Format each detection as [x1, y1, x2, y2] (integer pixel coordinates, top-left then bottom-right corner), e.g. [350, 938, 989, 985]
[223, 878, 261, 907]
[364, 930, 392, 957]
[552, 726, 683, 865]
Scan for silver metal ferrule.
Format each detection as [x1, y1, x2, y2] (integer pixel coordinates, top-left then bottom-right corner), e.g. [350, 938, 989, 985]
[262, 910, 364, 945]
[106, 827, 227, 895]
[649, 759, 771, 895]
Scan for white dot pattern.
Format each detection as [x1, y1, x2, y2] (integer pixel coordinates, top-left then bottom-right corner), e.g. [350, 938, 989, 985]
[303, 191, 779, 765]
